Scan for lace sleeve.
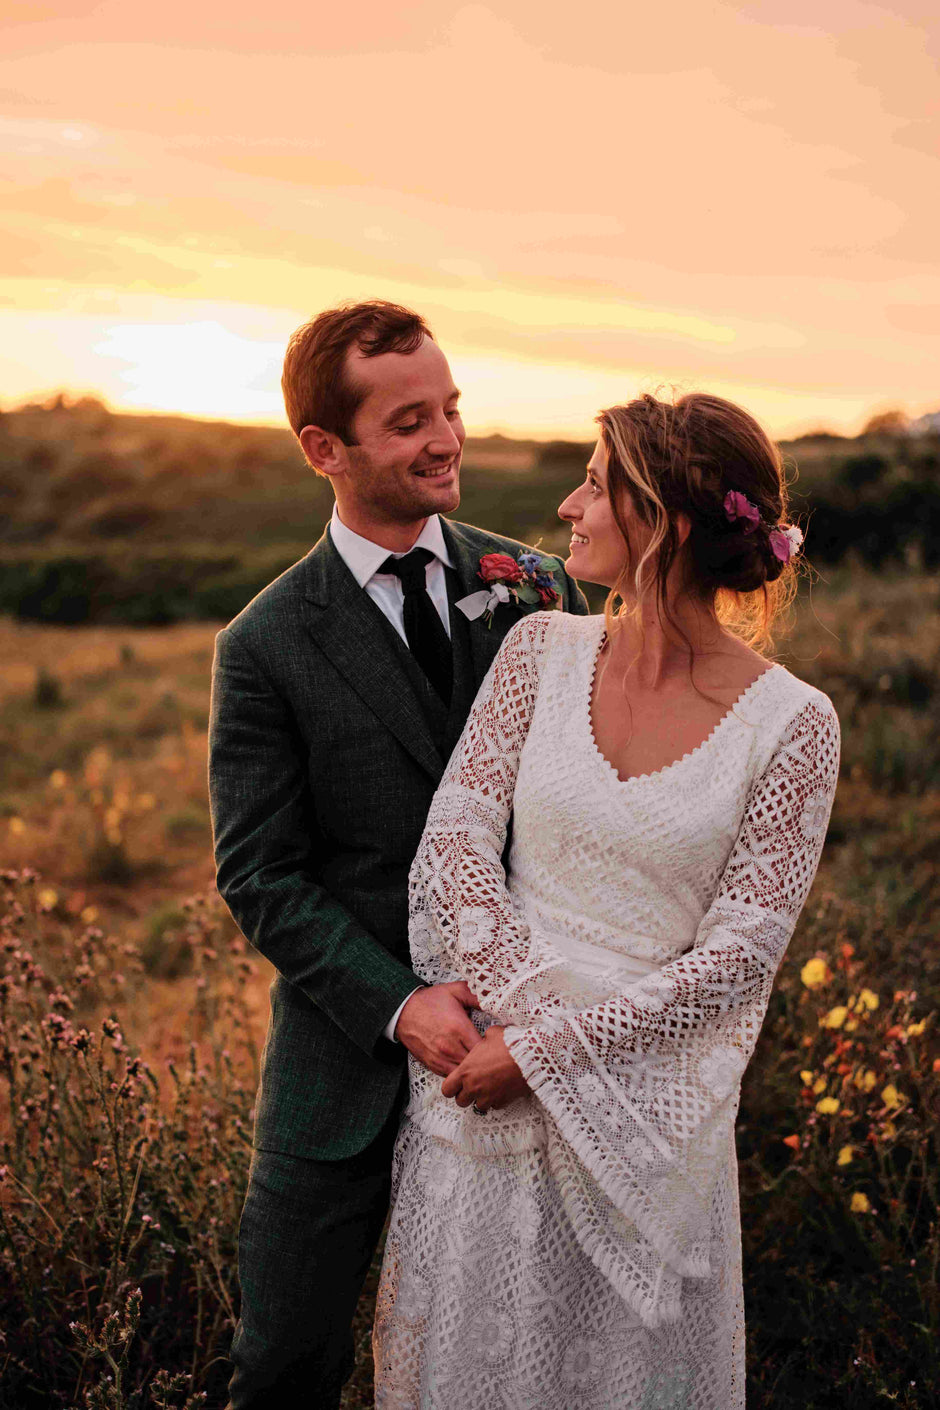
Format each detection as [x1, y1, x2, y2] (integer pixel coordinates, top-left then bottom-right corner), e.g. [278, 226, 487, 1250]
[408, 612, 555, 988]
[505, 695, 841, 1277]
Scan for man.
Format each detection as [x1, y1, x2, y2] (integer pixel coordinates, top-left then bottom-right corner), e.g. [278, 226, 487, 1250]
[209, 299, 588, 1408]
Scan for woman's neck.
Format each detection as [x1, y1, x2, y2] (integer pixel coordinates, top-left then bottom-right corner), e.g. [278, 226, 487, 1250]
[606, 598, 727, 690]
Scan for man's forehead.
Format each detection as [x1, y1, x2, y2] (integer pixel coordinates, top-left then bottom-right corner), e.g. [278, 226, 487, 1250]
[346, 338, 455, 408]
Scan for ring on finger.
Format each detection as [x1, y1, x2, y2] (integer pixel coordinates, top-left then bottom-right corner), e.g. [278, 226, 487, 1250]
[471, 1101, 485, 1116]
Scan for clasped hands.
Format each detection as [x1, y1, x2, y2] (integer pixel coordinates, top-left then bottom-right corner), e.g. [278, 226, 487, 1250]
[395, 982, 530, 1113]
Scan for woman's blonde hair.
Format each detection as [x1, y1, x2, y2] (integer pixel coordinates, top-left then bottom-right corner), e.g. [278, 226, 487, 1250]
[596, 391, 798, 654]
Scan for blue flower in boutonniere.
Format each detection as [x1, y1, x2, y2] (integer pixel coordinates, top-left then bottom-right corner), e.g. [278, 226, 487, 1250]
[455, 548, 562, 625]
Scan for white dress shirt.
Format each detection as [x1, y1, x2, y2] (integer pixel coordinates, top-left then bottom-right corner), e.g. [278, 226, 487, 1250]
[329, 505, 453, 1040]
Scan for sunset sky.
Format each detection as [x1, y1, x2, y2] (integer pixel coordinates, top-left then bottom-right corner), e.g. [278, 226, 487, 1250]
[1, 0, 937, 439]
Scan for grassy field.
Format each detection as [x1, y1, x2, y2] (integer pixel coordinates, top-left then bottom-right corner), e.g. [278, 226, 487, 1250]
[0, 563, 938, 1407]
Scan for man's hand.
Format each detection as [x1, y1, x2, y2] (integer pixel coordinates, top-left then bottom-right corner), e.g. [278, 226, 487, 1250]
[395, 982, 482, 1076]
[440, 1026, 530, 1111]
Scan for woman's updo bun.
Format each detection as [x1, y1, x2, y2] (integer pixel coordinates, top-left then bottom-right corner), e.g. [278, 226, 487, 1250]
[596, 391, 798, 648]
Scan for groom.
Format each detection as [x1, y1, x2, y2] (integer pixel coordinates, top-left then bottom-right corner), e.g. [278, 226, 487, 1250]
[209, 299, 587, 1408]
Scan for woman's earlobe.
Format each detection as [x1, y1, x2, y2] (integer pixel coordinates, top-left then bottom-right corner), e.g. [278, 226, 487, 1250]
[675, 512, 692, 548]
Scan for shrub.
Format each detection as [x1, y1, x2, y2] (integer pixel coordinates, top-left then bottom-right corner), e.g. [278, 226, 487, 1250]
[0, 873, 255, 1409]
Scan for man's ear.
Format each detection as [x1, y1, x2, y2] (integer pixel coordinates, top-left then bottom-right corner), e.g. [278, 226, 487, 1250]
[675, 511, 692, 549]
[299, 424, 348, 479]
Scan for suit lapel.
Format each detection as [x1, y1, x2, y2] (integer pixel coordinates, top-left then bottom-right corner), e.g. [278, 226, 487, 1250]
[441, 519, 516, 685]
[301, 531, 445, 781]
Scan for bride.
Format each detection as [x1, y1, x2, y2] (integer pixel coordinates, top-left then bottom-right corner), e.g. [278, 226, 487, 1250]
[373, 392, 840, 1409]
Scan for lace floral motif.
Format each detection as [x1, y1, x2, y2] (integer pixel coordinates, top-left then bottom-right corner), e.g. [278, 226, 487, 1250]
[375, 612, 840, 1409]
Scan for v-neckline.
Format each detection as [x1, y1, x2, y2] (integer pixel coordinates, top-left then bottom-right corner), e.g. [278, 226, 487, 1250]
[583, 619, 779, 787]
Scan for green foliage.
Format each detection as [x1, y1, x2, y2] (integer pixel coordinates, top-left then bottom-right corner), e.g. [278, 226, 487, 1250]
[2, 398, 934, 625]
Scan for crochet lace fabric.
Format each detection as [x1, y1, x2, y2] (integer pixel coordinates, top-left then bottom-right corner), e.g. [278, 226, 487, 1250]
[374, 612, 840, 1409]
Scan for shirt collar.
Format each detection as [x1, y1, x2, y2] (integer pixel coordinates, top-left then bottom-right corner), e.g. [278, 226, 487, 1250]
[329, 505, 453, 588]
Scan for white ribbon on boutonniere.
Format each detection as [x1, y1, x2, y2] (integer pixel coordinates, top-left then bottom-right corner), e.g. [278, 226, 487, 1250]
[455, 581, 513, 622]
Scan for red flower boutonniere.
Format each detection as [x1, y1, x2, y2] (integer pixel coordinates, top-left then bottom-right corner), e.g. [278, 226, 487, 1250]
[456, 548, 561, 625]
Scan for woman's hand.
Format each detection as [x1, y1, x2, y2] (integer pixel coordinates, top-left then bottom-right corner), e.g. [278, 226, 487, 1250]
[440, 1026, 531, 1112]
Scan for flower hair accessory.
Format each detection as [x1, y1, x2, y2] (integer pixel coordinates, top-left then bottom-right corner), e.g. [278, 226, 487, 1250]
[456, 549, 561, 625]
[723, 490, 804, 564]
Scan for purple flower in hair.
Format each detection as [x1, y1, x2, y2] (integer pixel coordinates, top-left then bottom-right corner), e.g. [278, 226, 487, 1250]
[724, 490, 761, 534]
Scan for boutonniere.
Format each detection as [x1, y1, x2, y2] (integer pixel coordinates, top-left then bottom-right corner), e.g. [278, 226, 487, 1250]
[455, 549, 561, 625]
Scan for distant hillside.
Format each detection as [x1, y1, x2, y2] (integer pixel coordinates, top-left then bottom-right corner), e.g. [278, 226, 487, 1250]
[1, 396, 938, 623]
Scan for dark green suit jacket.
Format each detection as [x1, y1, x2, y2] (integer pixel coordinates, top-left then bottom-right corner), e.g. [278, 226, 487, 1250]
[208, 517, 588, 1160]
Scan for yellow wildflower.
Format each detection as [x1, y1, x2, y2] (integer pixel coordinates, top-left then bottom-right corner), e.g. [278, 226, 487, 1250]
[853, 1069, 877, 1092]
[50, 769, 67, 789]
[906, 1020, 926, 1037]
[801, 957, 831, 989]
[8, 817, 25, 835]
[812, 1076, 827, 1094]
[844, 1017, 859, 1032]
[38, 888, 58, 911]
[881, 1085, 902, 1109]
[857, 989, 879, 1012]
[80, 905, 99, 924]
[882, 1121, 897, 1139]
[799, 1070, 814, 1086]
[821, 1006, 848, 1029]
[816, 1096, 840, 1115]
[837, 1145, 854, 1166]
[850, 1192, 871, 1214]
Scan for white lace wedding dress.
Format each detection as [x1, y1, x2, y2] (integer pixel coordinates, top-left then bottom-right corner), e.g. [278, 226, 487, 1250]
[374, 612, 840, 1410]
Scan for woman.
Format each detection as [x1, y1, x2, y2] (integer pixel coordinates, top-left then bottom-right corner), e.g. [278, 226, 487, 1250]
[373, 393, 840, 1409]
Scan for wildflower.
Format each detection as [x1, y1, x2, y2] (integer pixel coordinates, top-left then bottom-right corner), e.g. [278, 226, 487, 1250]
[844, 1017, 859, 1032]
[80, 905, 99, 924]
[812, 1077, 827, 1094]
[850, 1192, 871, 1214]
[799, 1070, 814, 1085]
[38, 888, 59, 911]
[857, 989, 879, 1012]
[8, 818, 25, 836]
[840, 942, 855, 960]
[800, 957, 831, 989]
[816, 1096, 840, 1115]
[837, 1145, 854, 1166]
[882, 1121, 897, 1139]
[821, 1005, 848, 1029]
[782, 1134, 801, 1151]
[933, 1058, 940, 1073]
[50, 769, 67, 788]
[906, 1020, 926, 1037]
[881, 1084, 903, 1109]
[853, 1069, 877, 1092]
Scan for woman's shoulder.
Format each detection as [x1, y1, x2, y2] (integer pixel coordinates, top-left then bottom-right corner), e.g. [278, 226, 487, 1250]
[762, 660, 838, 729]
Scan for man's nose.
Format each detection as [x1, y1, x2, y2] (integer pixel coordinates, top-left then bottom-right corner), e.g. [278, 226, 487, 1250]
[427, 413, 462, 456]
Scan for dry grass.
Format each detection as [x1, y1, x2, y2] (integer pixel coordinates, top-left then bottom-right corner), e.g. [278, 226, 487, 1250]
[0, 563, 938, 1408]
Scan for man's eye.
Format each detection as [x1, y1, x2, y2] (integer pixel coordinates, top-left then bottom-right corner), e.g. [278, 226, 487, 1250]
[396, 422, 421, 435]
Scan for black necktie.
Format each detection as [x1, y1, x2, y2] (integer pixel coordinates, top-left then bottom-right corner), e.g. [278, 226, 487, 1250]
[380, 547, 453, 704]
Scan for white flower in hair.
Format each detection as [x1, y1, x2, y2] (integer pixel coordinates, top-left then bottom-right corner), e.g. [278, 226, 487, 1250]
[783, 524, 804, 553]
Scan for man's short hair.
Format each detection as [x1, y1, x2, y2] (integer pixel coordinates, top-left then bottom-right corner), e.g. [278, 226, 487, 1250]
[281, 300, 434, 444]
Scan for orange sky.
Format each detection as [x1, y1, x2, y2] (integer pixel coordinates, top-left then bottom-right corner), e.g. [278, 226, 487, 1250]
[1, 0, 937, 439]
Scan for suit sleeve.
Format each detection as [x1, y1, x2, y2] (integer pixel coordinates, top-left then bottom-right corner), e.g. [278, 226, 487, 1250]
[208, 625, 423, 1057]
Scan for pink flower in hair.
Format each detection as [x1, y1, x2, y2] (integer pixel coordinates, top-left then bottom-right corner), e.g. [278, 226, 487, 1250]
[769, 525, 804, 563]
[723, 490, 761, 534]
